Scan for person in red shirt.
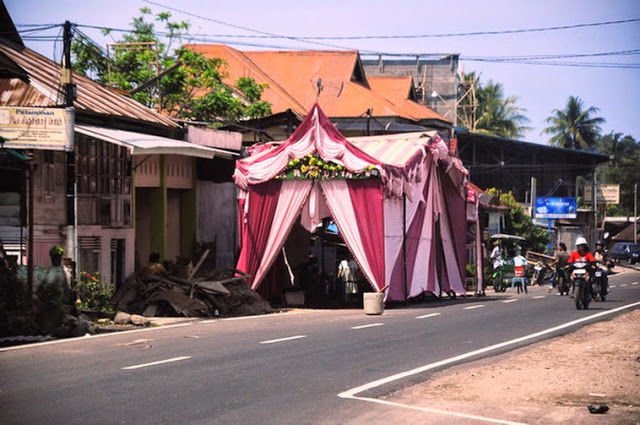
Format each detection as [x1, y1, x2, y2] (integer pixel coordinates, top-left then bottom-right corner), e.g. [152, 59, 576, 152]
[567, 236, 595, 297]
[568, 237, 596, 264]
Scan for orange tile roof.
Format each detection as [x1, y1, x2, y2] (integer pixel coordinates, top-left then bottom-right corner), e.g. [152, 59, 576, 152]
[185, 44, 449, 124]
[368, 75, 446, 121]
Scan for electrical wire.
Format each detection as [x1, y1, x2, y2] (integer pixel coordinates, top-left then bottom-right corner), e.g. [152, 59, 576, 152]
[140, 0, 370, 51]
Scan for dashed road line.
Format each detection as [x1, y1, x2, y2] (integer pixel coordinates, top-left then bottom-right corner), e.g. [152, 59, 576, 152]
[502, 299, 518, 303]
[416, 313, 441, 319]
[351, 323, 385, 330]
[122, 356, 191, 370]
[259, 335, 307, 344]
[621, 284, 628, 287]
[632, 282, 639, 286]
[532, 295, 545, 299]
[464, 305, 485, 310]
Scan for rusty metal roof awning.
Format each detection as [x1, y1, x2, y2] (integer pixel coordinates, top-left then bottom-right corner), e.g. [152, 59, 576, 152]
[75, 125, 238, 159]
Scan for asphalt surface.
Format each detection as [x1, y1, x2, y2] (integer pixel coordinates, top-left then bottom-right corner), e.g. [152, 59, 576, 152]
[1, 268, 639, 425]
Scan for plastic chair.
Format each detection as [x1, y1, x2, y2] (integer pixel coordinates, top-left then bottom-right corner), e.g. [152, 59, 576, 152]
[512, 264, 528, 293]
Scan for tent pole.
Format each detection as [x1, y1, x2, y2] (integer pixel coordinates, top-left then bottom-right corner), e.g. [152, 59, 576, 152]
[402, 193, 408, 301]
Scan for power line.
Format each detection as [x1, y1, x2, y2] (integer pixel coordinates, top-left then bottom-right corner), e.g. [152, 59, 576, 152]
[18, 21, 640, 69]
[141, 0, 354, 51]
[288, 17, 640, 40]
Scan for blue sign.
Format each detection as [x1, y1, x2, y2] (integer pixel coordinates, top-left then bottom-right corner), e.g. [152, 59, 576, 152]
[535, 197, 577, 219]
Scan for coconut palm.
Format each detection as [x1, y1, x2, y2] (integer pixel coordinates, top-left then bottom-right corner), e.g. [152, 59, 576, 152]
[457, 72, 530, 139]
[543, 96, 605, 150]
[475, 81, 530, 139]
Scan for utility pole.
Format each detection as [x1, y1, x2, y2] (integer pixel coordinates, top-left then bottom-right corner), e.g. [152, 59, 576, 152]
[62, 20, 77, 270]
[635, 183, 638, 244]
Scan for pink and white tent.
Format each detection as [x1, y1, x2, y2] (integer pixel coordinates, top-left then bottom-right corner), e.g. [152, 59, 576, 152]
[234, 103, 470, 301]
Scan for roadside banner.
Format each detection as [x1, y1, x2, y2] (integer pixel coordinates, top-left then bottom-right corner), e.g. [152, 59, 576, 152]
[534, 197, 577, 219]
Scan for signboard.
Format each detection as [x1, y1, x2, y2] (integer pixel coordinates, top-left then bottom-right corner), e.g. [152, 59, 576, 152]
[0, 107, 72, 151]
[583, 184, 620, 205]
[534, 197, 577, 219]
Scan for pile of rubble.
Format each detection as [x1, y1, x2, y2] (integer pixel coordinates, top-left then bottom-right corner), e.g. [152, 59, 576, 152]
[111, 268, 274, 318]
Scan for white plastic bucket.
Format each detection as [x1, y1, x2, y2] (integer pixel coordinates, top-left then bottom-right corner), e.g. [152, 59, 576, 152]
[363, 292, 384, 315]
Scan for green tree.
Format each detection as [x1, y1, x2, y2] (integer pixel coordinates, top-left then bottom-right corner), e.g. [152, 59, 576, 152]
[542, 96, 605, 150]
[71, 8, 271, 122]
[596, 132, 640, 215]
[485, 188, 550, 253]
[457, 72, 530, 138]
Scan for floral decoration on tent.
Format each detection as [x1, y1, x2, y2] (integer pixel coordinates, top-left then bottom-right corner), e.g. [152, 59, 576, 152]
[275, 154, 380, 180]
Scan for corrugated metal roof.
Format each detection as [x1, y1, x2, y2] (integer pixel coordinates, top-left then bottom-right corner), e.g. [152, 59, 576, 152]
[75, 125, 237, 159]
[0, 42, 178, 128]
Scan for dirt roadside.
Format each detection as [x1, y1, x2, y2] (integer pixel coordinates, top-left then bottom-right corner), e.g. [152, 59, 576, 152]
[346, 276, 640, 424]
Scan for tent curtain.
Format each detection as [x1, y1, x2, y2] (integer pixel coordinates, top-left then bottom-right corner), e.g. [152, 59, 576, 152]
[321, 180, 385, 291]
[441, 168, 468, 283]
[252, 180, 313, 289]
[235, 181, 282, 286]
[348, 179, 386, 291]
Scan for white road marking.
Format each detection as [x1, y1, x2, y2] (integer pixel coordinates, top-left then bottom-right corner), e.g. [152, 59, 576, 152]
[122, 356, 191, 370]
[502, 299, 518, 303]
[222, 313, 287, 322]
[621, 284, 628, 287]
[610, 285, 616, 288]
[0, 322, 195, 353]
[351, 323, 385, 330]
[464, 305, 485, 310]
[259, 335, 307, 344]
[532, 295, 545, 299]
[351, 397, 527, 425]
[416, 313, 441, 319]
[632, 282, 639, 286]
[338, 301, 640, 423]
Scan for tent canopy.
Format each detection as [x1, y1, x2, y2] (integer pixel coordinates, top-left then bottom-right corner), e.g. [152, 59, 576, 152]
[234, 103, 470, 301]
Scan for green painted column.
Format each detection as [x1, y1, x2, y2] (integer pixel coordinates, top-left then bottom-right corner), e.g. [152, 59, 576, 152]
[181, 157, 198, 259]
[149, 155, 167, 258]
[181, 185, 197, 259]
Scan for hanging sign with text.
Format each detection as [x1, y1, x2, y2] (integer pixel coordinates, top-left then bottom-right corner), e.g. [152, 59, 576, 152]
[0, 107, 72, 151]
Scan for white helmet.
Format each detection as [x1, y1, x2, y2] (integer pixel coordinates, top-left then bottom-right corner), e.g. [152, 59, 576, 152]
[575, 236, 588, 247]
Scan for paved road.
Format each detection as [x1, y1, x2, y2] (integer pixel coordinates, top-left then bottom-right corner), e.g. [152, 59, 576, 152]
[1, 269, 639, 425]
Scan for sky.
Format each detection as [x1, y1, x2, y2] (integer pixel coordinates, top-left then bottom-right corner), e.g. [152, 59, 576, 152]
[6, 0, 640, 144]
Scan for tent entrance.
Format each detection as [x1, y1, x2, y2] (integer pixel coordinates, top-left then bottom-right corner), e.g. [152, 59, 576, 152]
[258, 217, 366, 308]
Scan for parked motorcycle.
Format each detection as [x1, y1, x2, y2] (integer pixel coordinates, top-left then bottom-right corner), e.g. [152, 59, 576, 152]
[592, 262, 608, 302]
[571, 261, 591, 310]
[532, 262, 555, 287]
[492, 266, 507, 293]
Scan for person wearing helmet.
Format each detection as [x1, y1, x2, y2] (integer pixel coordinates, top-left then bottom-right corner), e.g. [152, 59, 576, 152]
[567, 237, 595, 297]
[594, 241, 606, 263]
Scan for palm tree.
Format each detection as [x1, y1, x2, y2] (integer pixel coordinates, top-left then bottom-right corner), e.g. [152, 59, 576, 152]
[475, 81, 530, 139]
[543, 96, 605, 150]
[457, 73, 530, 139]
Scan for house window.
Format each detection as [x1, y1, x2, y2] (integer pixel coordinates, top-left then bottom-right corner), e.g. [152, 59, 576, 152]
[78, 236, 101, 275]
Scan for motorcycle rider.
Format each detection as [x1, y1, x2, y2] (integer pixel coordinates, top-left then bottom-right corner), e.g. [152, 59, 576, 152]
[593, 240, 609, 296]
[567, 237, 595, 297]
[551, 242, 570, 293]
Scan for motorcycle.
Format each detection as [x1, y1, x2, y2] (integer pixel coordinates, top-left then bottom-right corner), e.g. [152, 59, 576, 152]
[532, 262, 554, 287]
[571, 261, 591, 310]
[592, 262, 608, 302]
[492, 265, 508, 293]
